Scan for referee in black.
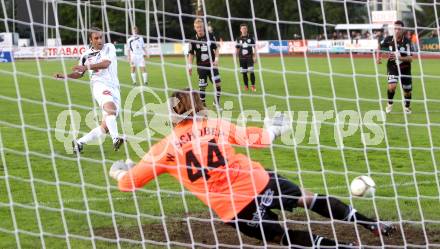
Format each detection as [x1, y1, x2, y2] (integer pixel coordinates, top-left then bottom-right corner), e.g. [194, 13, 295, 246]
[236, 24, 257, 91]
[377, 20, 413, 114]
[187, 18, 222, 110]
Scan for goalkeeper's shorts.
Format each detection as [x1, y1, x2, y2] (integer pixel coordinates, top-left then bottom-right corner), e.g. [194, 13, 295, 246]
[227, 173, 302, 241]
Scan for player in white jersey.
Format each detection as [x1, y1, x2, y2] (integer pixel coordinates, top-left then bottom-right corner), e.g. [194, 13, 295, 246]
[54, 27, 124, 153]
[127, 26, 148, 85]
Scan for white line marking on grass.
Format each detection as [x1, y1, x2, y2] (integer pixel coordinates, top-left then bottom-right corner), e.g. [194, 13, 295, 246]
[21, 181, 435, 207]
[307, 180, 434, 191]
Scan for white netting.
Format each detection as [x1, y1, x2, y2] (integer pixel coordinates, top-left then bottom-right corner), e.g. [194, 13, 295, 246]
[0, 0, 439, 248]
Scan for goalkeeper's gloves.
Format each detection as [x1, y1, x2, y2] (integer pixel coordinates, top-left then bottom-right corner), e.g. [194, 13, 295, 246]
[264, 113, 292, 142]
[109, 159, 135, 181]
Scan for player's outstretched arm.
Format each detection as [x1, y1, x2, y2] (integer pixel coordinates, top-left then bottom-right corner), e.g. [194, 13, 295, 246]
[187, 53, 194, 75]
[53, 71, 83, 80]
[75, 60, 111, 72]
[213, 47, 220, 67]
[264, 113, 292, 141]
[110, 157, 167, 192]
[111, 140, 170, 191]
[375, 44, 382, 64]
[226, 114, 292, 148]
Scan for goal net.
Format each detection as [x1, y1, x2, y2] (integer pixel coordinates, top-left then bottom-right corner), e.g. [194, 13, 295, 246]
[0, 0, 439, 248]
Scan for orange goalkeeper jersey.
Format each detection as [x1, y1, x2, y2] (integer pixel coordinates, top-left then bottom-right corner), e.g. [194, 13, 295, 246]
[118, 118, 271, 221]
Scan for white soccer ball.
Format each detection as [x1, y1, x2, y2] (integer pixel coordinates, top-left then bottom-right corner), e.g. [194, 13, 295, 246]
[350, 176, 376, 197]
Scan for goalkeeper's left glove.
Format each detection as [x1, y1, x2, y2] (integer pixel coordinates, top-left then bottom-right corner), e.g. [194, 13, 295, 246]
[264, 113, 292, 142]
[109, 159, 135, 181]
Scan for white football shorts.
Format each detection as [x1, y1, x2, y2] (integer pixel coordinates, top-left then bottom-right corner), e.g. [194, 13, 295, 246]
[92, 83, 121, 116]
[130, 54, 145, 67]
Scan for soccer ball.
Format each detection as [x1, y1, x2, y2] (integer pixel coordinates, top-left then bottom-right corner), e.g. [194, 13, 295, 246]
[350, 176, 376, 197]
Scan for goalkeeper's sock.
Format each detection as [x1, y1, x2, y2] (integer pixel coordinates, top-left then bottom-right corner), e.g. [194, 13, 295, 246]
[105, 115, 119, 143]
[281, 230, 353, 248]
[77, 126, 104, 145]
[131, 73, 137, 83]
[250, 72, 255, 86]
[387, 90, 395, 105]
[242, 73, 248, 87]
[310, 194, 376, 229]
[142, 72, 148, 84]
[404, 92, 412, 108]
[215, 85, 222, 105]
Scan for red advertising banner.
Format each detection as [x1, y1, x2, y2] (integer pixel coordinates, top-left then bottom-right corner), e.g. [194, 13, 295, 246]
[288, 40, 307, 53]
[44, 46, 87, 57]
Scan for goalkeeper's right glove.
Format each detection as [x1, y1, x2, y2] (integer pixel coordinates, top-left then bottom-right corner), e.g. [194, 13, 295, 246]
[264, 113, 292, 142]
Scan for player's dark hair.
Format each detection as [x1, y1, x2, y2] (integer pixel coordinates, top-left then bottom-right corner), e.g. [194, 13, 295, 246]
[240, 23, 248, 28]
[88, 27, 102, 39]
[394, 20, 404, 27]
[170, 88, 207, 123]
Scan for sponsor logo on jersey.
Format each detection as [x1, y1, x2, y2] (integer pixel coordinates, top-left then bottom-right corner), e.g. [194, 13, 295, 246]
[102, 90, 112, 96]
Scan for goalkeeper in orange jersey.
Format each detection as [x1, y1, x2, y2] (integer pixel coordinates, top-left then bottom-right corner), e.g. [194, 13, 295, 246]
[109, 88, 394, 248]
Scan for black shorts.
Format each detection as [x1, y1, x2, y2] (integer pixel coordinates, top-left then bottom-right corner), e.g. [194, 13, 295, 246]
[197, 66, 221, 87]
[387, 66, 412, 92]
[239, 58, 254, 73]
[227, 173, 302, 241]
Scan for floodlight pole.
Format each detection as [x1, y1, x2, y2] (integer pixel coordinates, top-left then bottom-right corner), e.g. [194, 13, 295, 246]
[146, 0, 150, 50]
[12, 0, 15, 33]
[162, 0, 165, 43]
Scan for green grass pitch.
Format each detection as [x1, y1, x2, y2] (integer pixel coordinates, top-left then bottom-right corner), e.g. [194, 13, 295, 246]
[0, 54, 439, 248]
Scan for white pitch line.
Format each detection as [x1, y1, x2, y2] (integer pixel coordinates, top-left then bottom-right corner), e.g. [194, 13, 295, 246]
[307, 180, 435, 191]
[19, 180, 436, 207]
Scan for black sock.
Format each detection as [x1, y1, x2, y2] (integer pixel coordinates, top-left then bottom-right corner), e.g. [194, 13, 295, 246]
[199, 87, 206, 103]
[250, 72, 255, 86]
[242, 73, 248, 87]
[404, 92, 412, 108]
[387, 90, 395, 105]
[281, 230, 354, 248]
[215, 85, 221, 105]
[310, 195, 376, 230]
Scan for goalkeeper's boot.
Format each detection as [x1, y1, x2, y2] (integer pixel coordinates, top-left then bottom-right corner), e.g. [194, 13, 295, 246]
[72, 140, 84, 154]
[113, 137, 125, 151]
[404, 107, 412, 114]
[244, 85, 249, 91]
[251, 85, 256, 92]
[385, 103, 393, 114]
[369, 221, 395, 237]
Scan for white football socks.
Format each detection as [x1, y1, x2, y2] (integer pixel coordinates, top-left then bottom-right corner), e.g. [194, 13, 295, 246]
[142, 73, 148, 83]
[131, 73, 136, 83]
[77, 126, 105, 145]
[105, 115, 119, 143]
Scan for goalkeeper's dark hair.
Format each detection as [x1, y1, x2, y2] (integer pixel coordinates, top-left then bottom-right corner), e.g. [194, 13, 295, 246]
[240, 23, 248, 28]
[394, 20, 404, 27]
[88, 27, 102, 39]
[170, 88, 207, 124]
